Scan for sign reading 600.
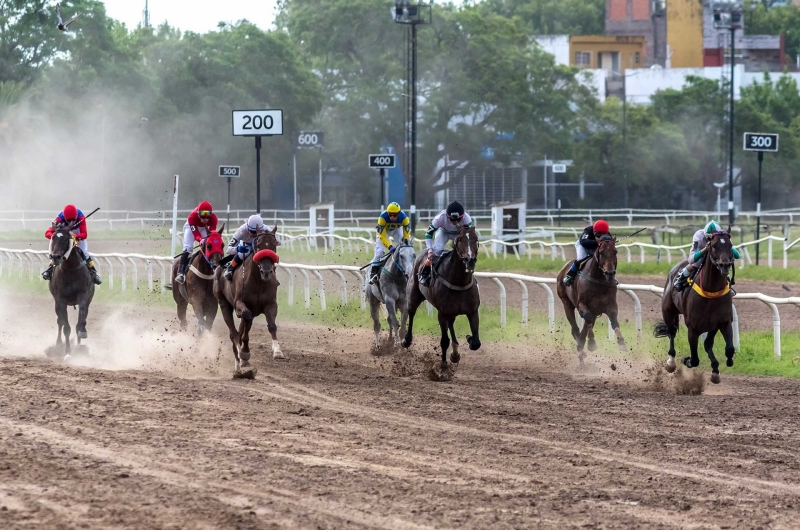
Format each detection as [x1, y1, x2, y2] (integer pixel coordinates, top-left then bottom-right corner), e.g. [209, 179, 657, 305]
[232, 110, 284, 137]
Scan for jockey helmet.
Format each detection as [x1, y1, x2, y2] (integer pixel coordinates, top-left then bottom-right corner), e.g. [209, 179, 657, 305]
[593, 220, 609, 234]
[196, 201, 213, 218]
[446, 201, 465, 220]
[704, 221, 721, 235]
[387, 202, 402, 215]
[63, 204, 78, 221]
[247, 214, 264, 233]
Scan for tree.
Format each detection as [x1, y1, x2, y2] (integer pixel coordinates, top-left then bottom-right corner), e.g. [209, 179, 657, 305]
[481, 0, 606, 35]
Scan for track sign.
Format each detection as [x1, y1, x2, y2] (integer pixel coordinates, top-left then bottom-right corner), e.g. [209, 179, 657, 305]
[232, 109, 283, 136]
[743, 132, 779, 152]
[295, 130, 324, 148]
[218, 165, 241, 178]
[552, 163, 567, 173]
[369, 154, 396, 168]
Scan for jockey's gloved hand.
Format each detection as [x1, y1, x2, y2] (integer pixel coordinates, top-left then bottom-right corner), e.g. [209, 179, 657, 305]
[237, 243, 248, 254]
[388, 246, 395, 254]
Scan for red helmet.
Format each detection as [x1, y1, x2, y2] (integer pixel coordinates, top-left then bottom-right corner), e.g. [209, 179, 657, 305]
[196, 201, 213, 217]
[63, 204, 78, 221]
[593, 220, 609, 234]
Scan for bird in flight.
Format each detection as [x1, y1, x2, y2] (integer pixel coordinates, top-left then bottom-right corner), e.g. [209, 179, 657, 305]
[55, 3, 81, 31]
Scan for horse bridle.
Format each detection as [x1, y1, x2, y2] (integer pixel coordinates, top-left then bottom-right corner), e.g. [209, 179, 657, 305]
[383, 244, 414, 281]
[707, 232, 734, 275]
[50, 230, 77, 265]
[596, 238, 617, 278]
[453, 229, 477, 267]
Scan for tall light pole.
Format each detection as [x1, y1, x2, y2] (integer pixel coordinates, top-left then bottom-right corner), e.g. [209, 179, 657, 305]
[713, 0, 743, 228]
[393, 1, 431, 234]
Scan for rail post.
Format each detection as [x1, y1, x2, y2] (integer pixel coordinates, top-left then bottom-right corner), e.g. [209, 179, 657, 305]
[491, 278, 507, 327]
[312, 270, 326, 310]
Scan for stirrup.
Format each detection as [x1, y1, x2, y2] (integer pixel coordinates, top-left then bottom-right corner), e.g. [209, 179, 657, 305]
[223, 267, 233, 281]
[563, 275, 574, 286]
[175, 273, 186, 284]
[91, 273, 102, 285]
[42, 268, 53, 280]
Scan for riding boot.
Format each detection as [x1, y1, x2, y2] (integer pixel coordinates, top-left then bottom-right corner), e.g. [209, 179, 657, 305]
[418, 260, 432, 287]
[673, 267, 690, 292]
[562, 263, 577, 286]
[368, 264, 381, 285]
[41, 260, 55, 280]
[223, 257, 240, 281]
[86, 257, 102, 285]
[175, 252, 190, 284]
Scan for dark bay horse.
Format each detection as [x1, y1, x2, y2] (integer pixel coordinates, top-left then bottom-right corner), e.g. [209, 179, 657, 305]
[655, 230, 735, 384]
[556, 236, 626, 361]
[213, 227, 280, 378]
[367, 244, 416, 349]
[172, 226, 225, 334]
[47, 223, 95, 358]
[403, 226, 481, 381]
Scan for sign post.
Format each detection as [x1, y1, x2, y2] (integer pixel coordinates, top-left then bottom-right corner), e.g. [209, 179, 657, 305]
[232, 109, 283, 213]
[369, 154, 396, 211]
[743, 132, 779, 265]
[294, 131, 325, 206]
[218, 165, 241, 226]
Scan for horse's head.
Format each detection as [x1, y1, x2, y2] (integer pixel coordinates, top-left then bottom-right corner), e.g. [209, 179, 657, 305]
[596, 235, 618, 281]
[48, 222, 76, 266]
[253, 225, 280, 253]
[707, 229, 734, 276]
[453, 226, 478, 273]
[253, 249, 278, 281]
[203, 230, 225, 267]
[393, 242, 417, 280]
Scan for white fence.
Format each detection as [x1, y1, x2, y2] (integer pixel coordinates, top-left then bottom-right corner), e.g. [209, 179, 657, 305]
[0, 248, 795, 360]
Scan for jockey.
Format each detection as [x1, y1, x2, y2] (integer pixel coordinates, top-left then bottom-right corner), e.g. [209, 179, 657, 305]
[673, 220, 740, 292]
[563, 220, 611, 286]
[419, 201, 474, 287]
[369, 202, 411, 285]
[176, 201, 218, 284]
[223, 214, 281, 280]
[42, 204, 102, 285]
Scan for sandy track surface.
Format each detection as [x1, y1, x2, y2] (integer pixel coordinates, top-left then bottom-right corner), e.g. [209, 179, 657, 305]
[1, 295, 800, 528]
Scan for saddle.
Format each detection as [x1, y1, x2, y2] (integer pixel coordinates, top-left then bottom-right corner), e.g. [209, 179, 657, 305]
[425, 250, 476, 292]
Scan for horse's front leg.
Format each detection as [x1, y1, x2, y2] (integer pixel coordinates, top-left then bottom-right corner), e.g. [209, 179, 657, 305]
[437, 312, 451, 374]
[385, 298, 400, 346]
[703, 329, 721, 384]
[402, 280, 425, 349]
[607, 305, 626, 352]
[466, 310, 481, 351]
[56, 303, 71, 357]
[190, 291, 208, 334]
[720, 320, 735, 368]
[683, 328, 701, 369]
[448, 320, 460, 363]
[265, 302, 283, 360]
[369, 296, 382, 349]
[217, 297, 241, 372]
[54, 301, 63, 346]
[576, 306, 594, 358]
[76, 298, 90, 340]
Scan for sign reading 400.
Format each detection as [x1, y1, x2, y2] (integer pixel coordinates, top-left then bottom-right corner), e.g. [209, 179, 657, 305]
[232, 109, 284, 137]
[369, 154, 396, 168]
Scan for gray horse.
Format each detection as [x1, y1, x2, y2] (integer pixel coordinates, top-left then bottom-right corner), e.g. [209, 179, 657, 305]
[367, 244, 416, 348]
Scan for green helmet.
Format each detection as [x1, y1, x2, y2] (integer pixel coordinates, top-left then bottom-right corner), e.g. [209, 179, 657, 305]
[704, 221, 721, 235]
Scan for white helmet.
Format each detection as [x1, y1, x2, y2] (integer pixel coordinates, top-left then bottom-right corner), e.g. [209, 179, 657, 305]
[247, 214, 265, 232]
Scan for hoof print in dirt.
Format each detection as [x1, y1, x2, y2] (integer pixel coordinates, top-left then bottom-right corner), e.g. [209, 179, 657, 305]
[233, 367, 257, 380]
[429, 365, 454, 382]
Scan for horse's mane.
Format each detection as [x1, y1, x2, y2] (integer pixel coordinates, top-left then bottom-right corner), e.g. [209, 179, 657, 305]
[598, 234, 614, 242]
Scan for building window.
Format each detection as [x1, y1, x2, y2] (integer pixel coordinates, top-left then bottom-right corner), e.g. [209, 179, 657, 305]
[575, 51, 591, 67]
[635, 52, 640, 64]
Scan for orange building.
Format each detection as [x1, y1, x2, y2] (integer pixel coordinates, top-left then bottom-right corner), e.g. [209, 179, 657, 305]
[569, 35, 646, 74]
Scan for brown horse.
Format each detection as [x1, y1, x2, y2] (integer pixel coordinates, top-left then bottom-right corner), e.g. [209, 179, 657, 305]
[47, 224, 95, 358]
[172, 226, 225, 334]
[556, 236, 626, 361]
[403, 226, 481, 381]
[213, 227, 280, 378]
[654, 230, 735, 384]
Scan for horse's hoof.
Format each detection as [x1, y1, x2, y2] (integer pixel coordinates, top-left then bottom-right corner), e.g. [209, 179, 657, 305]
[665, 357, 677, 373]
[710, 373, 721, 384]
[233, 366, 257, 379]
[682, 357, 695, 368]
[587, 340, 597, 352]
[450, 351, 461, 364]
[77, 331, 87, 339]
[63, 354, 71, 362]
[272, 350, 285, 360]
[726, 358, 734, 368]
[401, 338, 411, 349]
[467, 336, 481, 351]
[618, 342, 627, 352]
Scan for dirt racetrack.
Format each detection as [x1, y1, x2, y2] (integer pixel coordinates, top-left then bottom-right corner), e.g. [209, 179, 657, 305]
[3, 294, 800, 528]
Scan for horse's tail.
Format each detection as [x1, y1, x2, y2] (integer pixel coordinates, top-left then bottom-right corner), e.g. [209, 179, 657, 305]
[653, 320, 672, 339]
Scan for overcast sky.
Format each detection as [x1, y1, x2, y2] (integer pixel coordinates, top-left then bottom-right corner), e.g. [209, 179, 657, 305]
[101, 1, 474, 33]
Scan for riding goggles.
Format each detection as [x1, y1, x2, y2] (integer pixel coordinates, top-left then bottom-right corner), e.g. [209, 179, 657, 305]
[198, 210, 212, 217]
[449, 214, 464, 221]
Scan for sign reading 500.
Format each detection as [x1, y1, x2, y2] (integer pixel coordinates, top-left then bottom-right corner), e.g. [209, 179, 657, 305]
[232, 110, 284, 137]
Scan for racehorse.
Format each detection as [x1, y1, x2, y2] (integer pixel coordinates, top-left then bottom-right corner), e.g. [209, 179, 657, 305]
[556, 235, 626, 361]
[403, 226, 481, 381]
[213, 227, 280, 378]
[654, 230, 735, 384]
[47, 223, 95, 358]
[367, 243, 416, 349]
[171, 226, 225, 334]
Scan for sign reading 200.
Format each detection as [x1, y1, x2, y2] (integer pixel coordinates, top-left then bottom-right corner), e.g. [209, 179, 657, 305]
[232, 110, 284, 137]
